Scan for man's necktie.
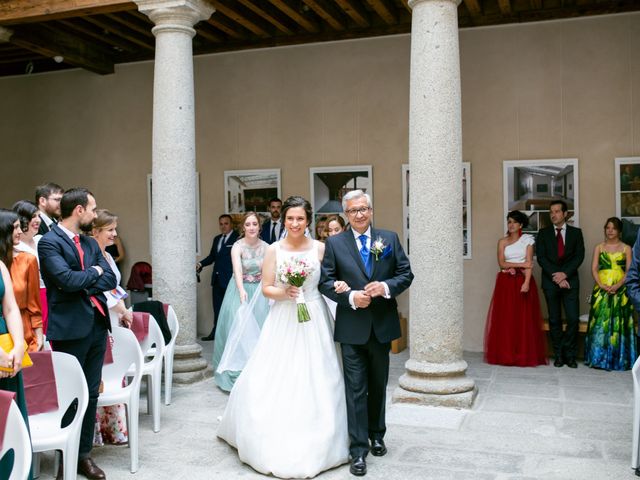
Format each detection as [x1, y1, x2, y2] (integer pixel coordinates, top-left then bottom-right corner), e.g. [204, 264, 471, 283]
[270, 222, 277, 243]
[73, 235, 106, 316]
[359, 234, 372, 276]
[556, 228, 565, 260]
[217, 234, 226, 252]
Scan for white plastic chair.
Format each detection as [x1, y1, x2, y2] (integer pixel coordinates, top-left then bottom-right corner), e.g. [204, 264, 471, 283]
[1, 399, 32, 480]
[29, 352, 88, 480]
[631, 356, 640, 473]
[162, 305, 179, 405]
[98, 326, 143, 473]
[128, 314, 165, 433]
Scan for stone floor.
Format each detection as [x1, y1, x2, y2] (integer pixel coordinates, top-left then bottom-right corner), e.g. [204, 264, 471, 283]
[36, 343, 635, 480]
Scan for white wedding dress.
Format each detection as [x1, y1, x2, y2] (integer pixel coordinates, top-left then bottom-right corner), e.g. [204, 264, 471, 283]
[217, 241, 349, 478]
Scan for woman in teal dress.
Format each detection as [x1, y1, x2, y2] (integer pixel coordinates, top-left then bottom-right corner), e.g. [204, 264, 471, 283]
[0, 260, 33, 479]
[585, 217, 638, 370]
[213, 212, 269, 392]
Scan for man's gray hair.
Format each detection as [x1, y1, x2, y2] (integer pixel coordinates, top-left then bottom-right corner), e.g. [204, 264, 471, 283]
[342, 189, 372, 211]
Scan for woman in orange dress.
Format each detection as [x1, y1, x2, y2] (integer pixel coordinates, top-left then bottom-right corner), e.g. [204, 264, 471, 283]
[0, 209, 42, 352]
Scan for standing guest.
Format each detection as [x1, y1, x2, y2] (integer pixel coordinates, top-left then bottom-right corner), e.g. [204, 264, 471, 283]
[320, 190, 413, 477]
[537, 200, 585, 368]
[315, 216, 328, 241]
[38, 188, 116, 480]
[484, 211, 547, 366]
[260, 197, 283, 244]
[197, 214, 239, 341]
[0, 209, 43, 352]
[13, 200, 49, 335]
[213, 212, 269, 391]
[323, 214, 347, 240]
[586, 217, 637, 370]
[35, 182, 63, 236]
[91, 209, 133, 445]
[105, 235, 126, 265]
[0, 261, 32, 480]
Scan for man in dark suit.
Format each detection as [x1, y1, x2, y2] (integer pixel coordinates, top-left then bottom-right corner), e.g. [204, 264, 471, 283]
[536, 199, 585, 368]
[260, 197, 283, 244]
[35, 182, 64, 236]
[197, 214, 239, 341]
[38, 188, 117, 480]
[320, 190, 413, 477]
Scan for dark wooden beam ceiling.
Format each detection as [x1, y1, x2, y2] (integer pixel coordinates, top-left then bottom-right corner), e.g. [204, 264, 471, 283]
[0, 0, 136, 25]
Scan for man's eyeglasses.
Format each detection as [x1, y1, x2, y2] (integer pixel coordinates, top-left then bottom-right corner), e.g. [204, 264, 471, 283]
[345, 207, 371, 216]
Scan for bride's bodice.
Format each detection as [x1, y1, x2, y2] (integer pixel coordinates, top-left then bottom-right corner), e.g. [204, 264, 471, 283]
[275, 241, 321, 302]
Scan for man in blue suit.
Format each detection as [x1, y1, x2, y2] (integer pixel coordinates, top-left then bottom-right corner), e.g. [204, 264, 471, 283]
[260, 197, 283, 244]
[320, 190, 413, 477]
[197, 214, 239, 341]
[38, 188, 117, 480]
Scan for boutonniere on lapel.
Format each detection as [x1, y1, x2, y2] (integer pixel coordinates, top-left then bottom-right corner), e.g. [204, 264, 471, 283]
[371, 237, 392, 261]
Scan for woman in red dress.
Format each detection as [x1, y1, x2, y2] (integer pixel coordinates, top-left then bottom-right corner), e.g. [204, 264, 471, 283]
[484, 210, 547, 366]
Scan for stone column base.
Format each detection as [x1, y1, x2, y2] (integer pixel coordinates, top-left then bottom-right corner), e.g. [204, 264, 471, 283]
[392, 358, 477, 408]
[171, 343, 212, 384]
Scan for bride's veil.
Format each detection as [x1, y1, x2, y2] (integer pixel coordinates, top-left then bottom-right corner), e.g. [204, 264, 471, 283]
[216, 282, 264, 373]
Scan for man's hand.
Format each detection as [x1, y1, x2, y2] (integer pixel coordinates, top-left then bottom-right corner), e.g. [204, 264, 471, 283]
[558, 279, 570, 289]
[196, 263, 203, 274]
[552, 272, 567, 284]
[334, 281, 351, 294]
[353, 291, 371, 309]
[364, 281, 386, 298]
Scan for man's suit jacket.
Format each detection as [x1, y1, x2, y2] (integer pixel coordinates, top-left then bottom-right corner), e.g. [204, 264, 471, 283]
[536, 224, 585, 290]
[320, 228, 413, 344]
[38, 225, 117, 341]
[260, 219, 282, 244]
[625, 230, 640, 312]
[37, 213, 54, 236]
[200, 231, 239, 288]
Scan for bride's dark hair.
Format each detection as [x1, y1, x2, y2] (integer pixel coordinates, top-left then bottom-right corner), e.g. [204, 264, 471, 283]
[281, 196, 313, 223]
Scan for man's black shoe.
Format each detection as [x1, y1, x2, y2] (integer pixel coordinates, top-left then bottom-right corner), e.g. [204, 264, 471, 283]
[200, 335, 215, 341]
[349, 456, 366, 476]
[370, 439, 387, 457]
[566, 359, 578, 368]
[553, 357, 563, 367]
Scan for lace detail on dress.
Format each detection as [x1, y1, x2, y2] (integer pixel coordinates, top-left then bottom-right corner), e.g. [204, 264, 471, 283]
[239, 240, 267, 283]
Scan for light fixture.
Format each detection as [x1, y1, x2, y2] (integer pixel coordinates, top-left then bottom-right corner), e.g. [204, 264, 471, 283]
[53, 55, 64, 63]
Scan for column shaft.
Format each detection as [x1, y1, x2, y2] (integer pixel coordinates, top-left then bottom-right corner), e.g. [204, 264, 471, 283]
[393, 0, 476, 407]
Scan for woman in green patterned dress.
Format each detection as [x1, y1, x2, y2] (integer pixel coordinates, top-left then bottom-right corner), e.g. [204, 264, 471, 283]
[213, 212, 270, 392]
[0, 259, 33, 479]
[585, 217, 638, 370]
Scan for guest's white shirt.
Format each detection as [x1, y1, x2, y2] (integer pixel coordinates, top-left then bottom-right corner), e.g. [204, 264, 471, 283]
[554, 223, 567, 242]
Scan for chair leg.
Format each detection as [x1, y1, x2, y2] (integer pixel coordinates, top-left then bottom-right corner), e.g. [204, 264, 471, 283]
[164, 353, 174, 406]
[31, 452, 40, 479]
[127, 397, 140, 473]
[151, 370, 161, 433]
[146, 375, 151, 414]
[63, 444, 79, 480]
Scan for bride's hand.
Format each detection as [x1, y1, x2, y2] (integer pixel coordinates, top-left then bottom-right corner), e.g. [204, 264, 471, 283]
[284, 285, 300, 300]
[333, 281, 350, 294]
[239, 289, 248, 303]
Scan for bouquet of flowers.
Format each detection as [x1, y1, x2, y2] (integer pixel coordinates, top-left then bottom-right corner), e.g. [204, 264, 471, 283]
[278, 257, 314, 323]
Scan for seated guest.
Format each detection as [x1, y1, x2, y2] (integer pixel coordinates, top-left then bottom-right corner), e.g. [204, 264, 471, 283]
[13, 200, 49, 334]
[585, 217, 637, 370]
[0, 260, 32, 480]
[484, 210, 547, 366]
[0, 209, 42, 352]
[91, 209, 132, 446]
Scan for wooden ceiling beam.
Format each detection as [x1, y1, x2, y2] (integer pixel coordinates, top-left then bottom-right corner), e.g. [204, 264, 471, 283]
[399, 0, 411, 12]
[302, 0, 346, 31]
[530, 0, 543, 8]
[269, 0, 319, 33]
[0, 0, 135, 25]
[333, 0, 369, 28]
[195, 24, 223, 43]
[211, 1, 269, 37]
[6, 24, 114, 74]
[364, 0, 397, 25]
[57, 19, 135, 52]
[207, 16, 246, 39]
[463, 0, 482, 16]
[83, 15, 154, 51]
[237, 0, 294, 35]
[497, 0, 511, 15]
[104, 13, 154, 39]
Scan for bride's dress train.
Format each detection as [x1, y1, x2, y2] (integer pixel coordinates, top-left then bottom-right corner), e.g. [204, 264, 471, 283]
[217, 241, 349, 478]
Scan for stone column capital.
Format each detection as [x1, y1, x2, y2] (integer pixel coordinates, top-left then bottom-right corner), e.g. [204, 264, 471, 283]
[0, 26, 13, 43]
[135, 0, 214, 35]
[408, 0, 462, 8]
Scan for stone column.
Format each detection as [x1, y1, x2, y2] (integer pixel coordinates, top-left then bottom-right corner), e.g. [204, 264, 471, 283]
[136, 0, 214, 383]
[393, 0, 476, 407]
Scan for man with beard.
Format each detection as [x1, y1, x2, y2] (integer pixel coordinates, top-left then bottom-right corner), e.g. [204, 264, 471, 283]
[38, 188, 116, 480]
[35, 182, 64, 235]
[260, 198, 283, 244]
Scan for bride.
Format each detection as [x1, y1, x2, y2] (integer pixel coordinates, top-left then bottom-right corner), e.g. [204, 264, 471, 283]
[217, 196, 349, 478]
